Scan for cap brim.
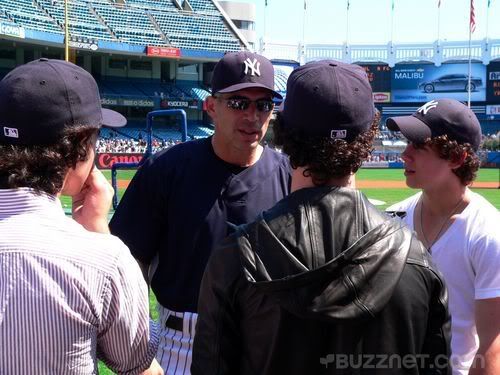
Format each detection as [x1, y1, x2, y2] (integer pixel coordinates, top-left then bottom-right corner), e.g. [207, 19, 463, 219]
[102, 108, 127, 128]
[216, 82, 283, 99]
[386, 115, 432, 144]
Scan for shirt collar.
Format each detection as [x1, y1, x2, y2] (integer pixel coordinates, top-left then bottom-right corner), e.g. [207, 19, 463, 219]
[0, 188, 64, 217]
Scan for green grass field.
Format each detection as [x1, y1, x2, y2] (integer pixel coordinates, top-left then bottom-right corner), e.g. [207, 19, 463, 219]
[60, 167, 499, 210]
[356, 168, 500, 209]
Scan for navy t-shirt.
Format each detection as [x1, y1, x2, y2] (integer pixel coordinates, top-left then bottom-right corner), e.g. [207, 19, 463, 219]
[110, 137, 291, 312]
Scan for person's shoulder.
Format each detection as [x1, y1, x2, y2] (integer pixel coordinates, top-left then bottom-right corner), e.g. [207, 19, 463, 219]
[64, 220, 134, 272]
[463, 192, 499, 238]
[261, 146, 291, 172]
[468, 191, 499, 216]
[385, 192, 421, 217]
[140, 138, 210, 174]
[264, 146, 288, 162]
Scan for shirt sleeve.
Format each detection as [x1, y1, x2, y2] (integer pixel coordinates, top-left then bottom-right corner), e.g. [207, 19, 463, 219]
[97, 246, 160, 374]
[109, 150, 172, 264]
[471, 229, 500, 300]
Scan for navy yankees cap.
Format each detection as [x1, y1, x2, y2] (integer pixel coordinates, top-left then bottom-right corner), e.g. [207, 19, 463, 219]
[0, 58, 126, 146]
[211, 51, 282, 99]
[280, 60, 375, 142]
[386, 98, 482, 151]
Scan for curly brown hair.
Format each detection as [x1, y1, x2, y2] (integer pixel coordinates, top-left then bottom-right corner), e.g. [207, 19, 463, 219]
[273, 110, 380, 186]
[413, 135, 480, 185]
[0, 125, 99, 195]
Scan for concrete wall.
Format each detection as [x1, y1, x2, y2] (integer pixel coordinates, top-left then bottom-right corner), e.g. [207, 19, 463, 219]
[218, 1, 256, 47]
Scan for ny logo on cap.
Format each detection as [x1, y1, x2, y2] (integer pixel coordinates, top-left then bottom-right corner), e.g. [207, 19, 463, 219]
[417, 100, 438, 115]
[331, 130, 347, 139]
[3, 127, 19, 139]
[243, 58, 261, 76]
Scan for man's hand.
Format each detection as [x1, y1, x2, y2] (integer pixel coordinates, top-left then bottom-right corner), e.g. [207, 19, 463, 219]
[72, 167, 114, 233]
[140, 358, 164, 375]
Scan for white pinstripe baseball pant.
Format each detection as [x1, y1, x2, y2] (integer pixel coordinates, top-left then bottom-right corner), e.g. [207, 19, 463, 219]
[156, 306, 198, 375]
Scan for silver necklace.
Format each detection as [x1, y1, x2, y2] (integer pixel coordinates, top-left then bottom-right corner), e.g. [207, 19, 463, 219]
[419, 197, 464, 252]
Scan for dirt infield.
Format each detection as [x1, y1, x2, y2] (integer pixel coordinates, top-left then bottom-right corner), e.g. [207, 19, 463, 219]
[116, 179, 498, 189]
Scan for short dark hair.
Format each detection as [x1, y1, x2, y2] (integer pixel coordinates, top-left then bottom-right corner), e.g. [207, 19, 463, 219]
[273, 110, 380, 186]
[413, 135, 480, 186]
[0, 124, 99, 195]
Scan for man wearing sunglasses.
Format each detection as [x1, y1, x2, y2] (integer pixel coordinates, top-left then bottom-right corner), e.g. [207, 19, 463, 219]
[110, 51, 291, 374]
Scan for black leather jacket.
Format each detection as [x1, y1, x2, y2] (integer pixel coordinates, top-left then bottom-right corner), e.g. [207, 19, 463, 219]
[192, 187, 451, 375]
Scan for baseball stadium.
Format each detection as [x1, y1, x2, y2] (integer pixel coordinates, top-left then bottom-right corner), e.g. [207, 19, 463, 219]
[0, 0, 499, 373]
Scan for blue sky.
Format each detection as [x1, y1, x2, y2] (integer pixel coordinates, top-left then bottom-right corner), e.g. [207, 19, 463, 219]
[235, 0, 500, 45]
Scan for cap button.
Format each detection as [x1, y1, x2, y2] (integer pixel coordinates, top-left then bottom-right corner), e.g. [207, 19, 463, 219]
[39, 58, 49, 62]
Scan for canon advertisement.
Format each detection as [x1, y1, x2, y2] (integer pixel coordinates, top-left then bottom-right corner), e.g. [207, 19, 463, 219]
[358, 64, 391, 103]
[391, 63, 486, 103]
[486, 61, 500, 103]
[96, 153, 144, 169]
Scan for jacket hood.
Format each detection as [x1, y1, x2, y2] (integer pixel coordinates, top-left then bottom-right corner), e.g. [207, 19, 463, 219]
[237, 187, 412, 321]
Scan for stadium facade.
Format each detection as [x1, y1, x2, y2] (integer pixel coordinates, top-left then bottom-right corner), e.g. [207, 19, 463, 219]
[0, 0, 498, 166]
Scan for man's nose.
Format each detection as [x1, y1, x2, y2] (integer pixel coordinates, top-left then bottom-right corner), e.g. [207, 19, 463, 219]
[401, 144, 413, 162]
[244, 102, 260, 120]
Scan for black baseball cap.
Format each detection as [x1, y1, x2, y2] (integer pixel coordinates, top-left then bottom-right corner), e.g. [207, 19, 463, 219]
[0, 58, 126, 146]
[280, 60, 375, 142]
[211, 51, 282, 99]
[386, 98, 482, 151]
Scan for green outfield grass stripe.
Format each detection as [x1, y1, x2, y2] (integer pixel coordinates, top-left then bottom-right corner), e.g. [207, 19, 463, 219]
[101, 167, 499, 183]
[357, 168, 500, 183]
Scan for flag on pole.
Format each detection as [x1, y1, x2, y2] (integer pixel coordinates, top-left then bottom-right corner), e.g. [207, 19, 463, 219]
[347, 0, 350, 10]
[265, 0, 268, 6]
[488, 0, 492, 7]
[438, 0, 441, 7]
[392, 0, 395, 10]
[470, 0, 476, 34]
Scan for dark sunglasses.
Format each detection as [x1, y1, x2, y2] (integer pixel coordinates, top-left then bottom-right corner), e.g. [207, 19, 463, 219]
[217, 96, 275, 112]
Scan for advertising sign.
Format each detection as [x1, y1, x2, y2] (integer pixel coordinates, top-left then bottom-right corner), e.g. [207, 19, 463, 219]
[146, 46, 181, 58]
[0, 22, 25, 39]
[68, 36, 98, 51]
[160, 99, 199, 109]
[391, 63, 486, 102]
[486, 105, 500, 116]
[96, 153, 143, 169]
[101, 97, 154, 107]
[359, 64, 391, 103]
[486, 61, 500, 103]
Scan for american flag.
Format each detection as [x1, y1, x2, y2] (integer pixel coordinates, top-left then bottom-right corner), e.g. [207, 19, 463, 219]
[470, 0, 476, 33]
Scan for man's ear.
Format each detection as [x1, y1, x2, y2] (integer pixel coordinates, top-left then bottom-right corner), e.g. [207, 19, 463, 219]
[449, 150, 467, 170]
[205, 96, 218, 121]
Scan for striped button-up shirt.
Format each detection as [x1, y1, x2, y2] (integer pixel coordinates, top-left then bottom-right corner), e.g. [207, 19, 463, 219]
[0, 188, 159, 374]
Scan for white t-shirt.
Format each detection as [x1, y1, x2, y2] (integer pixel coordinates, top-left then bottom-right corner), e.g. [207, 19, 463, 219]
[387, 191, 500, 375]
